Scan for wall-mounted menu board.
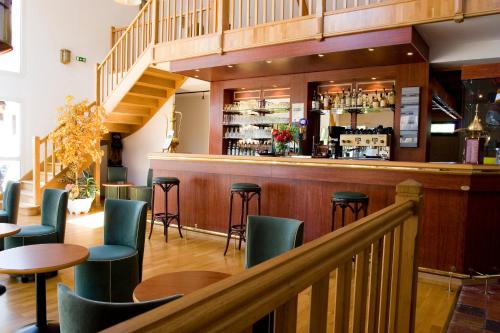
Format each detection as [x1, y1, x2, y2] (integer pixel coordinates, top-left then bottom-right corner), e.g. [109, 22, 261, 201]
[400, 87, 420, 148]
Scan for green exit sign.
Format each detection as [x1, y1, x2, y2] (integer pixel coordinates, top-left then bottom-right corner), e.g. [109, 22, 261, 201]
[76, 56, 86, 63]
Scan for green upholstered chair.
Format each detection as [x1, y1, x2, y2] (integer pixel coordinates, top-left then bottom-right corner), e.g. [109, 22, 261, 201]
[58, 283, 181, 333]
[0, 181, 20, 251]
[105, 166, 128, 199]
[245, 215, 304, 333]
[5, 188, 68, 249]
[74, 199, 148, 302]
[129, 168, 153, 209]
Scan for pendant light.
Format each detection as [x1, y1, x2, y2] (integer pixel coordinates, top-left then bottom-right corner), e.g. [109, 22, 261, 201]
[0, 0, 13, 54]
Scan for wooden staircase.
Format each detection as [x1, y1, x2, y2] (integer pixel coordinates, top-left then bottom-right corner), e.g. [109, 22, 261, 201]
[20, 0, 185, 215]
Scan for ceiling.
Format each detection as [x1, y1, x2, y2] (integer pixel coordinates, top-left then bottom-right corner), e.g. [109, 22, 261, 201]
[416, 14, 500, 67]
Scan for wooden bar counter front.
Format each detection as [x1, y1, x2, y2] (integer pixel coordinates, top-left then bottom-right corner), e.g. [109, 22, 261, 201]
[150, 153, 500, 274]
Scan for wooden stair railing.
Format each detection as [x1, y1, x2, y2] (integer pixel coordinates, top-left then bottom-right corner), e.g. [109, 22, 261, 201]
[97, 0, 157, 106]
[104, 179, 422, 333]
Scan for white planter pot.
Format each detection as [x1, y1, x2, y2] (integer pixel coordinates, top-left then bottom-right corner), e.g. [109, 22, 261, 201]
[67, 197, 94, 214]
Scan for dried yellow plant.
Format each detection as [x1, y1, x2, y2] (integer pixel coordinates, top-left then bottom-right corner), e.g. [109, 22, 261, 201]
[50, 96, 108, 181]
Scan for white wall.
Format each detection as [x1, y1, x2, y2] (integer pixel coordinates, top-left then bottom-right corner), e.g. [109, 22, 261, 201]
[0, 0, 137, 175]
[122, 100, 174, 185]
[176, 92, 210, 154]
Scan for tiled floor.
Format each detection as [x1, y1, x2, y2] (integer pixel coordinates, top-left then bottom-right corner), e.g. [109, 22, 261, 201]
[448, 282, 500, 333]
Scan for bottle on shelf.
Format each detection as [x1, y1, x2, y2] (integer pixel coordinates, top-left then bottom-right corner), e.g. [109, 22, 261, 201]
[380, 89, 387, 108]
[334, 93, 341, 109]
[372, 91, 380, 108]
[387, 84, 396, 106]
[227, 142, 232, 155]
[341, 90, 346, 108]
[345, 88, 352, 108]
[329, 110, 336, 127]
[356, 88, 363, 107]
[362, 93, 368, 108]
[323, 93, 330, 109]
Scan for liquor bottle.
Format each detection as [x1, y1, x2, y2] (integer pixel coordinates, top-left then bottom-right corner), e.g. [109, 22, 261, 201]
[231, 143, 236, 155]
[345, 88, 352, 108]
[380, 89, 387, 107]
[311, 91, 317, 110]
[227, 142, 232, 155]
[323, 93, 330, 109]
[352, 89, 357, 107]
[387, 84, 396, 106]
[334, 93, 341, 109]
[372, 91, 380, 108]
[341, 90, 346, 108]
[329, 110, 336, 126]
[356, 88, 363, 107]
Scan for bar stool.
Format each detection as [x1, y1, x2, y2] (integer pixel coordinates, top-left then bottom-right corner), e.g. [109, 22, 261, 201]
[224, 183, 261, 256]
[331, 192, 369, 231]
[149, 177, 183, 242]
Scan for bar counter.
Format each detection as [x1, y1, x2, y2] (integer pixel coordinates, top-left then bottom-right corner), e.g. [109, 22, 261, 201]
[150, 153, 500, 273]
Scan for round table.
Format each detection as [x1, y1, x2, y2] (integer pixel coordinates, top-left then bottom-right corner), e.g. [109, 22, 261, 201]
[133, 270, 230, 302]
[0, 223, 21, 296]
[102, 182, 133, 200]
[0, 243, 89, 333]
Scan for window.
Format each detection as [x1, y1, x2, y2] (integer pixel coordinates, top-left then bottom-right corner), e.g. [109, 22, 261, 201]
[0, 0, 21, 73]
[0, 101, 21, 192]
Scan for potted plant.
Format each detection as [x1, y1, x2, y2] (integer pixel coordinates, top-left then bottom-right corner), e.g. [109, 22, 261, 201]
[51, 96, 108, 214]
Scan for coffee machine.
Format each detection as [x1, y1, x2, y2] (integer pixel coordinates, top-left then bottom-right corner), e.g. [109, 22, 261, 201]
[328, 126, 344, 158]
[339, 128, 392, 160]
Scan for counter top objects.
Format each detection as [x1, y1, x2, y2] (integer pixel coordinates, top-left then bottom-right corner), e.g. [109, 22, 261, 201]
[149, 153, 500, 274]
[0, 244, 89, 332]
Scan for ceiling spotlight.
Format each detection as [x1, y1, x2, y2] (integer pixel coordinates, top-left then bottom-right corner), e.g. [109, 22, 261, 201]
[266, 60, 273, 64]
[194, 75, 199, 78]
[227, 65, 234, 68]
[318, 54, 325, 57]
[478, 94, 483, 98]
[371, 77, 377, 80]
[329, 80, 335, 83]
[272, 85, 278, 88]
[368, 48, 375, 52]
[241, 88, 246, 90]
[407, 52, 414, 56]
[195, 69, 200, 72]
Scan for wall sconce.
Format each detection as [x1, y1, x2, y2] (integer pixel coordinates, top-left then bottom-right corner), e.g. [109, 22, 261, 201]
[60, 49, 71, 64]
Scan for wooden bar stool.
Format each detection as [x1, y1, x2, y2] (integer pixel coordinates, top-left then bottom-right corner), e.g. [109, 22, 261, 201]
[224, 183, 261, 256]
[149, 177, 183, 242]
[331, 192, 369, 231]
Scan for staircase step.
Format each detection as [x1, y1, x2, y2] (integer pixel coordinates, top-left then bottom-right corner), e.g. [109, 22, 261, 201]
[113, 105, 152, 117]
[121, 95, 159, 108]
[106, 114, 144, 126]
[129, 85, 168, 99]
[136, 75, 176, 89]
[144, 68, 185, 82]
[104, 123, 134, 134]
[19, 202, 40, 216]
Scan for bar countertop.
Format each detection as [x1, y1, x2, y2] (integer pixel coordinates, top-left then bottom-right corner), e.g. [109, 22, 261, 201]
[149, 153, 500, 175]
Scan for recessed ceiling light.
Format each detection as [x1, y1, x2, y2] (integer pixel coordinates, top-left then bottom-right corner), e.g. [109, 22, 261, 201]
[266, 60, 273, 64]
[407, 52, 414, 56]
[318, 54, 325, 57]
[368, 48, 375, 52]
[329, 80, 335, 83]
[195, 69, 200, 72]
[227, 65, 234, 68]
[241, 88, 245, 90]
[194, 75, 199, 78]
[272, 85, 278, 88]
[478, 94, 483, 98]
[371, 77, 377, 80]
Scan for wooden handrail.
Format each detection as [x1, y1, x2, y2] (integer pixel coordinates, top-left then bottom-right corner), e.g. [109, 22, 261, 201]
[104, 179, 422, 333]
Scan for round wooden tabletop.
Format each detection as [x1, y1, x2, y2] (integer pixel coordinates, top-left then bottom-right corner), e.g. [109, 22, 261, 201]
[102, 182, 133, 187]
[0, 243, 89, 275]
[133, 270, 231, 302]
[0, 223, 21, 238]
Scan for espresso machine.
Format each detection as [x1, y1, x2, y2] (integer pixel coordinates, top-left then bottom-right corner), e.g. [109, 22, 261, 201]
[339, 127, 392, 160]
[328, 126, 344, 158]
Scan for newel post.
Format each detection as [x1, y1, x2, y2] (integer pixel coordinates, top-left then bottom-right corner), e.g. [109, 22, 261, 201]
[32, 136, 41, 206]
[316, 0, 326, 39]
[395, 179, 422, 333]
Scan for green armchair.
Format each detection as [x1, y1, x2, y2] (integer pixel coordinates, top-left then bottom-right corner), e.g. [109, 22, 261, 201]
[5, 188, 68, 249]
[129, 168, 153, 208]
[0, 181, 20, 251]
[245, 215, 304, 333]
[105, 166, 128, 199]
[58, 283, 181, 333]
[74, 199, 148, 302]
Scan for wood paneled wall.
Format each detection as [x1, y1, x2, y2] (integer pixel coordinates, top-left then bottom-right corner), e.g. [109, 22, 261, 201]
[210, 62, 430, 161]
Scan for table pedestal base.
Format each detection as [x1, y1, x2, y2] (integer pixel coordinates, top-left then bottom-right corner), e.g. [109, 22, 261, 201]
[17, 322, 60, 333]
[0, 284, 6, 295]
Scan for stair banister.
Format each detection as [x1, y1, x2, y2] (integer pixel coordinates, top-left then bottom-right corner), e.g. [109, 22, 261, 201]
[32, 136, 41, 205]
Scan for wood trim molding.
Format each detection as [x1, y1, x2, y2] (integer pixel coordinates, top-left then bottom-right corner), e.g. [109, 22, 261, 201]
[461, 63, 500, 80]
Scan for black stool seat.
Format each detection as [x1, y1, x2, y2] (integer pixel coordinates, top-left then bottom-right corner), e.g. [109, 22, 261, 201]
[150, 177, 182, 242]
[231, 183, 261, 191]
[153, 177, 180, 185]
[332, 192, 368, 201]
[331, 191, 369, 232]
[224, 183, 261, 256]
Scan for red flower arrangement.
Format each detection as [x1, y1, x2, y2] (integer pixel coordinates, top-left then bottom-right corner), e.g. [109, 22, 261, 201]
[272, 128, 293, 144]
